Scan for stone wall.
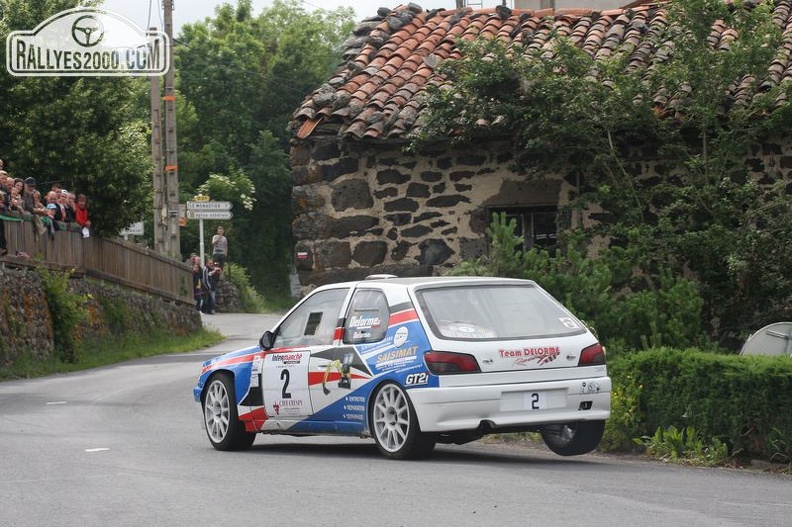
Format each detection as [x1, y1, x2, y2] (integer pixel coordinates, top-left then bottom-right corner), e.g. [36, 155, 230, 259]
[0, 265, 201, 366]
[291, 134, 792, 288]
[291, 136, 585, 287]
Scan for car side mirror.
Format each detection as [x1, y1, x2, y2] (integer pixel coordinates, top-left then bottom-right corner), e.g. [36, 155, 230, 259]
[259, 330, 275, 350]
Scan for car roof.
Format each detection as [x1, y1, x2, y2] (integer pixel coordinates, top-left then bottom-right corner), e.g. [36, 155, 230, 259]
[312, 275, 538, 292]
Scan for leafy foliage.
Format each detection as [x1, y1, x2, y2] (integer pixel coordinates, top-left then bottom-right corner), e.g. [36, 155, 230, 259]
[1, 0, 353, 299]
[452, 213, 706, 351]
[418, 0, 792, 345]
[636, 425, 731, 466]
[196, 170, 257, 212]
[38, 269, 88, 363]
[600, 373, 644, 452]
[174, 0, 354, 297]
[0, 0, 152, 236]
[223, 262, 269, 312]
[611, 348, 792, 461]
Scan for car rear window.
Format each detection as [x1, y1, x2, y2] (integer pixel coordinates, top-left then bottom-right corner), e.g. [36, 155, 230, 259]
[416, 284, 586, 340]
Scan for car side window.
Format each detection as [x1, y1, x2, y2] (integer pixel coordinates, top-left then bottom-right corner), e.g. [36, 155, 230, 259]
[344, 289, 389, 344]
[274, 288, 349, 348]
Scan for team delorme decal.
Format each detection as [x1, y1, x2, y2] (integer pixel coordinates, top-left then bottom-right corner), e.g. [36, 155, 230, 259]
[500, 346, 561, 366]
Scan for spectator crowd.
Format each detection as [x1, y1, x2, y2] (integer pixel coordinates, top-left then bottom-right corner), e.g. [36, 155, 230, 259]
[191, 254, 222, 314]
[190, 225, 228, 314]
[0, 158, 91, 257]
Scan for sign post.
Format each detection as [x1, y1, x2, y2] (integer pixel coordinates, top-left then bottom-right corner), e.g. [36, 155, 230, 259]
[186, 200, 232, 264]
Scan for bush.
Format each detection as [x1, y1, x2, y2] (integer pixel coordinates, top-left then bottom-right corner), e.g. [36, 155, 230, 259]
[38, 269, 88, 363]
[223, 263, 267, 312]
[453, 213, 706, 351]
[609, 348, 792, 460]
[635, 424, 730, 466]
[600, 371, 644, 452]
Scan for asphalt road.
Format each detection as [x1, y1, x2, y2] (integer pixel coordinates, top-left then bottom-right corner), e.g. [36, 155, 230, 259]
[0, 312, 789, 527]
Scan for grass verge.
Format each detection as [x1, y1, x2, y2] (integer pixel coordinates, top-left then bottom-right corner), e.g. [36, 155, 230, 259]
[1, 328, 225, 381]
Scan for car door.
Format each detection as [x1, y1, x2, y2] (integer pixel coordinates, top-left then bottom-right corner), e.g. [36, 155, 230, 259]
[262, 287, 350, 420]
[308, 288, 387, 422]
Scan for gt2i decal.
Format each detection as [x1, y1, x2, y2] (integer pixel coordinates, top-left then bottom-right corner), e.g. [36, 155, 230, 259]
[405, 372, 429, 386]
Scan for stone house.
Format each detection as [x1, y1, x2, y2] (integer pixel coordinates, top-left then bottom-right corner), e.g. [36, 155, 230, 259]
[288, 1, 792, 288]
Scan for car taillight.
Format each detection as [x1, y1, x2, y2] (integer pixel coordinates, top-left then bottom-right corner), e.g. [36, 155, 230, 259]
[578, 343, 606, 366]
[424, 351, 481, 374]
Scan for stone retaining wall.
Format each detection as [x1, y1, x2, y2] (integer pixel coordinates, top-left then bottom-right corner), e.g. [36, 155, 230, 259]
[0, 265, 201, 366]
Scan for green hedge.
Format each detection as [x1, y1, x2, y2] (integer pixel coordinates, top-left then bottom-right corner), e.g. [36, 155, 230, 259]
[608, 348, 792, 461]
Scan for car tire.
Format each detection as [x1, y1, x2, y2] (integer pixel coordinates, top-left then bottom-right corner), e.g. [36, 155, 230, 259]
[541, 420, 605, 456]
[202, 373, 256, 451]
[370, 382, 435, 460]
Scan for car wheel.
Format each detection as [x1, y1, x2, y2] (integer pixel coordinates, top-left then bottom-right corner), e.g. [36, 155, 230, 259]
[541, 420, 605, 456]
[203, 373, 256, 451]
[371, 383, 435, 460]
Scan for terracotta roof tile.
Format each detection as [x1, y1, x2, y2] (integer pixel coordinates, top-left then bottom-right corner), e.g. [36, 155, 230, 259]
[292, 2, 792, 141]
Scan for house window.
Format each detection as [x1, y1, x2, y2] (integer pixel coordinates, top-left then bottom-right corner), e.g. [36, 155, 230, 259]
[489, 207, 558, 252]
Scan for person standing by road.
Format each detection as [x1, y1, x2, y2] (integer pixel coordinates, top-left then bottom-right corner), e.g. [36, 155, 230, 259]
[202, 259, 221, 314]
[192, 261, 204, 312]
[211, 225, 228, 268]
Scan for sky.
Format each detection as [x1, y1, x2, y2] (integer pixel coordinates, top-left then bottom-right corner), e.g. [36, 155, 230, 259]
[101, 0, 460, 34]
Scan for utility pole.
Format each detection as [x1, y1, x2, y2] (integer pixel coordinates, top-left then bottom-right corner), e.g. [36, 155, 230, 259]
[150, 56, 166, 255]
[163, 0, 181, 259]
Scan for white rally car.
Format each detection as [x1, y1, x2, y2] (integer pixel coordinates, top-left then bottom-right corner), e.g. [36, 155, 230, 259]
[194, 276, 611, 459]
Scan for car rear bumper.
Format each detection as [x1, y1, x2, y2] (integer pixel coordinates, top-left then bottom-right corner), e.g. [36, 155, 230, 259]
[408, 376, 611, 433]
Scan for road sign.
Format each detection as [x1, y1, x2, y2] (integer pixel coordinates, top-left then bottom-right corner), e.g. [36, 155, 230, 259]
[120, 222, 144, 236]
[186, 210, 233, 220]
[186, 200, 232, 211]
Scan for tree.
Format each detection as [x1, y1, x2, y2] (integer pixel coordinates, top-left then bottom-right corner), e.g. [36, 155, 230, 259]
[417, 0, 792, 345]
[0, 0, 152, 236]
[174, 0, 354, 299]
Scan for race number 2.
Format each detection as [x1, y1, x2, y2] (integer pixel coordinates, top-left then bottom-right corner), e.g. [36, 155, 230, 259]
[281, 369, 292, 399]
